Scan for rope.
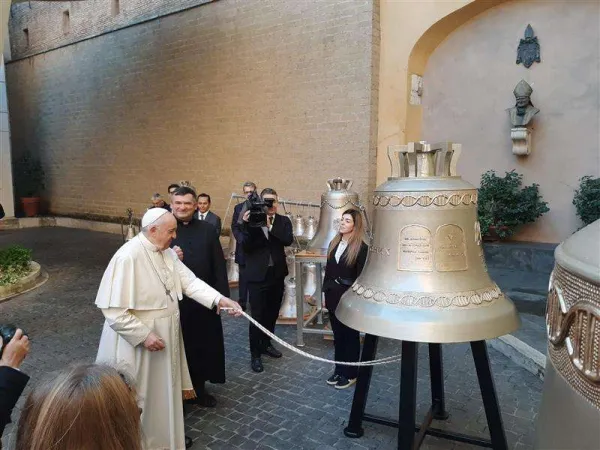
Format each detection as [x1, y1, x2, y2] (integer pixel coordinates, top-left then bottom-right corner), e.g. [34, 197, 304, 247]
[224, 309, 402, 367]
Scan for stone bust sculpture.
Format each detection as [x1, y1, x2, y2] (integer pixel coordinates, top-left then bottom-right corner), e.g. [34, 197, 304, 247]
[508, 79, 540, 127]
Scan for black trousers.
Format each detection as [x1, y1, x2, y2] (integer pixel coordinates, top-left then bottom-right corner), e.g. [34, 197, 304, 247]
[238, 264, 248, 307]
[248, 267, 285, 357]
[329, 309, 360, 379]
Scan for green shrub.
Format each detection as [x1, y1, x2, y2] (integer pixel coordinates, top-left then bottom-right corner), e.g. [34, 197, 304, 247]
[478, 170, 549, 239]
[573, 176, 600, 226]
[0, 245, 32, 286]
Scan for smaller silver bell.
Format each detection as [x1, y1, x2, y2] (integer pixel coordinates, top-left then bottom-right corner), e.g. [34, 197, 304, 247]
[304, 216, 318, 240]
[226, 234, 239, 282]
[303, 263, 318, 306]
[294, 215, 305, 237]
[279, 276, 297, 318]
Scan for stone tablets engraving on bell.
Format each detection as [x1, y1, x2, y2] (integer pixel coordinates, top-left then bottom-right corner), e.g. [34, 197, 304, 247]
[434, 224, 467, 272]
[397, 225, 433, 272]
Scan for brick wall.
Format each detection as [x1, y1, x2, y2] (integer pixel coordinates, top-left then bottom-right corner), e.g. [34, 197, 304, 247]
[9, 0, 213, 60]
[7, 0, 379, 225]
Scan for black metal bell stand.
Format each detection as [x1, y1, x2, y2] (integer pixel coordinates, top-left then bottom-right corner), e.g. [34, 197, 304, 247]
[344, 335, 508, 450]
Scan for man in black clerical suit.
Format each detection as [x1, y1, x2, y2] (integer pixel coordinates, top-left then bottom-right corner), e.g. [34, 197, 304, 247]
[170, 186, 229, 407]
[233, 188, 293, 373]
[231, 181, 258, 311]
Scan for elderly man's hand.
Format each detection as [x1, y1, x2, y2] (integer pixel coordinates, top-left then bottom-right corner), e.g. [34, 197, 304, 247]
[0, 329, 30, 369]
[144, 332, 166, 352]
[216, 297, 243, 317]
[173, 245, 184, 261]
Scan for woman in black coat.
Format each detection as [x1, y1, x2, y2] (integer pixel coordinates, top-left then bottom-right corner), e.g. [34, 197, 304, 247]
[322, 209, 368, 389]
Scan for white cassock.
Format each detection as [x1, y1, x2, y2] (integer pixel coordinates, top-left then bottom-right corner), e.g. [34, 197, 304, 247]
[95, 232, 222, 450]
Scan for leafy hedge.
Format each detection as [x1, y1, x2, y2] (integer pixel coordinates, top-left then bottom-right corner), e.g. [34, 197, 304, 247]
[477, 170, 549, 239]
[573, 176, 600, 226]
[0, 245, 32, 286]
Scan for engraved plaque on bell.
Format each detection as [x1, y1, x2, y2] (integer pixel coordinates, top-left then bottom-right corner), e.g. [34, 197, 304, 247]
[434, 224, 467, 272]
[336, 142, 520, 343]
[398, 225, 433, 272]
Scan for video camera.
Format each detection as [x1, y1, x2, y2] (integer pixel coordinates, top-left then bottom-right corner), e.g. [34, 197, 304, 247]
[0, 324, 27, 359]
[245, 191, 275, 228]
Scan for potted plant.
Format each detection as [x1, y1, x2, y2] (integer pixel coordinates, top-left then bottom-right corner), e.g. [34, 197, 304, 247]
[477, 170, 549, 240]
[573, 175, 600, 226]
[14, 152, 45, 217]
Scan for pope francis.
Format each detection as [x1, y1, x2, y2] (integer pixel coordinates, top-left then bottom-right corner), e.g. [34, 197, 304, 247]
[95, 208, 242, 450]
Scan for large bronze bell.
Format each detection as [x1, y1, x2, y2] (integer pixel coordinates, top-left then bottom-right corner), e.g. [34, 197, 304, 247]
[336, 142, 520, 343]
[535, 219, 600, 450]
[307, 177, 359, 254]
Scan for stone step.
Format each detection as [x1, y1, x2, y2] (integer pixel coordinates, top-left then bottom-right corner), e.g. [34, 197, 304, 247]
[0, 217, 20, 230]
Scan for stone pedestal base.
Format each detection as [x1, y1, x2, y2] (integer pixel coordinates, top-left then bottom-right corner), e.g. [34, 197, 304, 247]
[511, 127, 531, 156]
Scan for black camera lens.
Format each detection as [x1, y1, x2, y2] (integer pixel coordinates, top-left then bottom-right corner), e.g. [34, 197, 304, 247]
[0, 324, 17, 359]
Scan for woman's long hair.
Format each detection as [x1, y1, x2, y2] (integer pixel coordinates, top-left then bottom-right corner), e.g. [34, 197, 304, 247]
[327, 209, 366, 266]
[15, 363, 143, 450]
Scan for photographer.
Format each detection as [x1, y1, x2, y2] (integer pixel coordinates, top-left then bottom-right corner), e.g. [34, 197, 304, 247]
[0, 328, 30, 440]
[234, 188, 293, 373]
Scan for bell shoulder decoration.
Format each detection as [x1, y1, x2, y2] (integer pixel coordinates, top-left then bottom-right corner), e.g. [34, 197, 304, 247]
[516, 24, 541, 69]
[535, 219, 600, 450]
[336, 142, 520, 343]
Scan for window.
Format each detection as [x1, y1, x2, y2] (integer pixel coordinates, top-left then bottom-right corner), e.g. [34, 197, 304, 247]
[111, 0, 120, 16]
[62, 10, 70, 34]
[23, 28, 29, 48]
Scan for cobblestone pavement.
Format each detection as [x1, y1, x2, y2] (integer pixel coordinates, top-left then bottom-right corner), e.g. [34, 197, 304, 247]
[0, 228, 542, 450]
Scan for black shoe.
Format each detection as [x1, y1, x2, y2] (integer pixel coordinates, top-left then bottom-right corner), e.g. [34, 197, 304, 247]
[335, 375, 357, 390]
[186, 392, 217, 407]
[326, 374, 341, 386]
[251, 357, 264, 373]
[185, 436, 193, 448]
[263, 345, 282, 358]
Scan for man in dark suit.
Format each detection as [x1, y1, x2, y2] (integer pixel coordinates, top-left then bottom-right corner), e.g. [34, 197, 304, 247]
[234, 188, 293, 373]
[165, 183, 180, 212]
[194, 193, 222, 236]
[231, 182, 257, 311]
[170, 187, 230, 407]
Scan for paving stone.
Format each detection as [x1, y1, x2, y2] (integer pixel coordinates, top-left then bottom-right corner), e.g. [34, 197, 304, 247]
[0, 228, 544, 450]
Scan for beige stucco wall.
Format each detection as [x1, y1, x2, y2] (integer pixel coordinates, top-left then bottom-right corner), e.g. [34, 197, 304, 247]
[421, 0, 600, 243]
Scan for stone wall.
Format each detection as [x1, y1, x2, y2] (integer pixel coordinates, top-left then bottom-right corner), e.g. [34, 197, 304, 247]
[421, 0, 600, 243]
[7, 0, 379, 223]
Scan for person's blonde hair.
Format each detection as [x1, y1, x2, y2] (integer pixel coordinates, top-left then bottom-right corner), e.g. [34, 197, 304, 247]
[327, 209, 366, 266]
[15, 363, 142, 450]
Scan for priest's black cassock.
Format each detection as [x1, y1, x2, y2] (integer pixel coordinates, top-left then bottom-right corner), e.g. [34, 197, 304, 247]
[171, 218, 229, 393]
